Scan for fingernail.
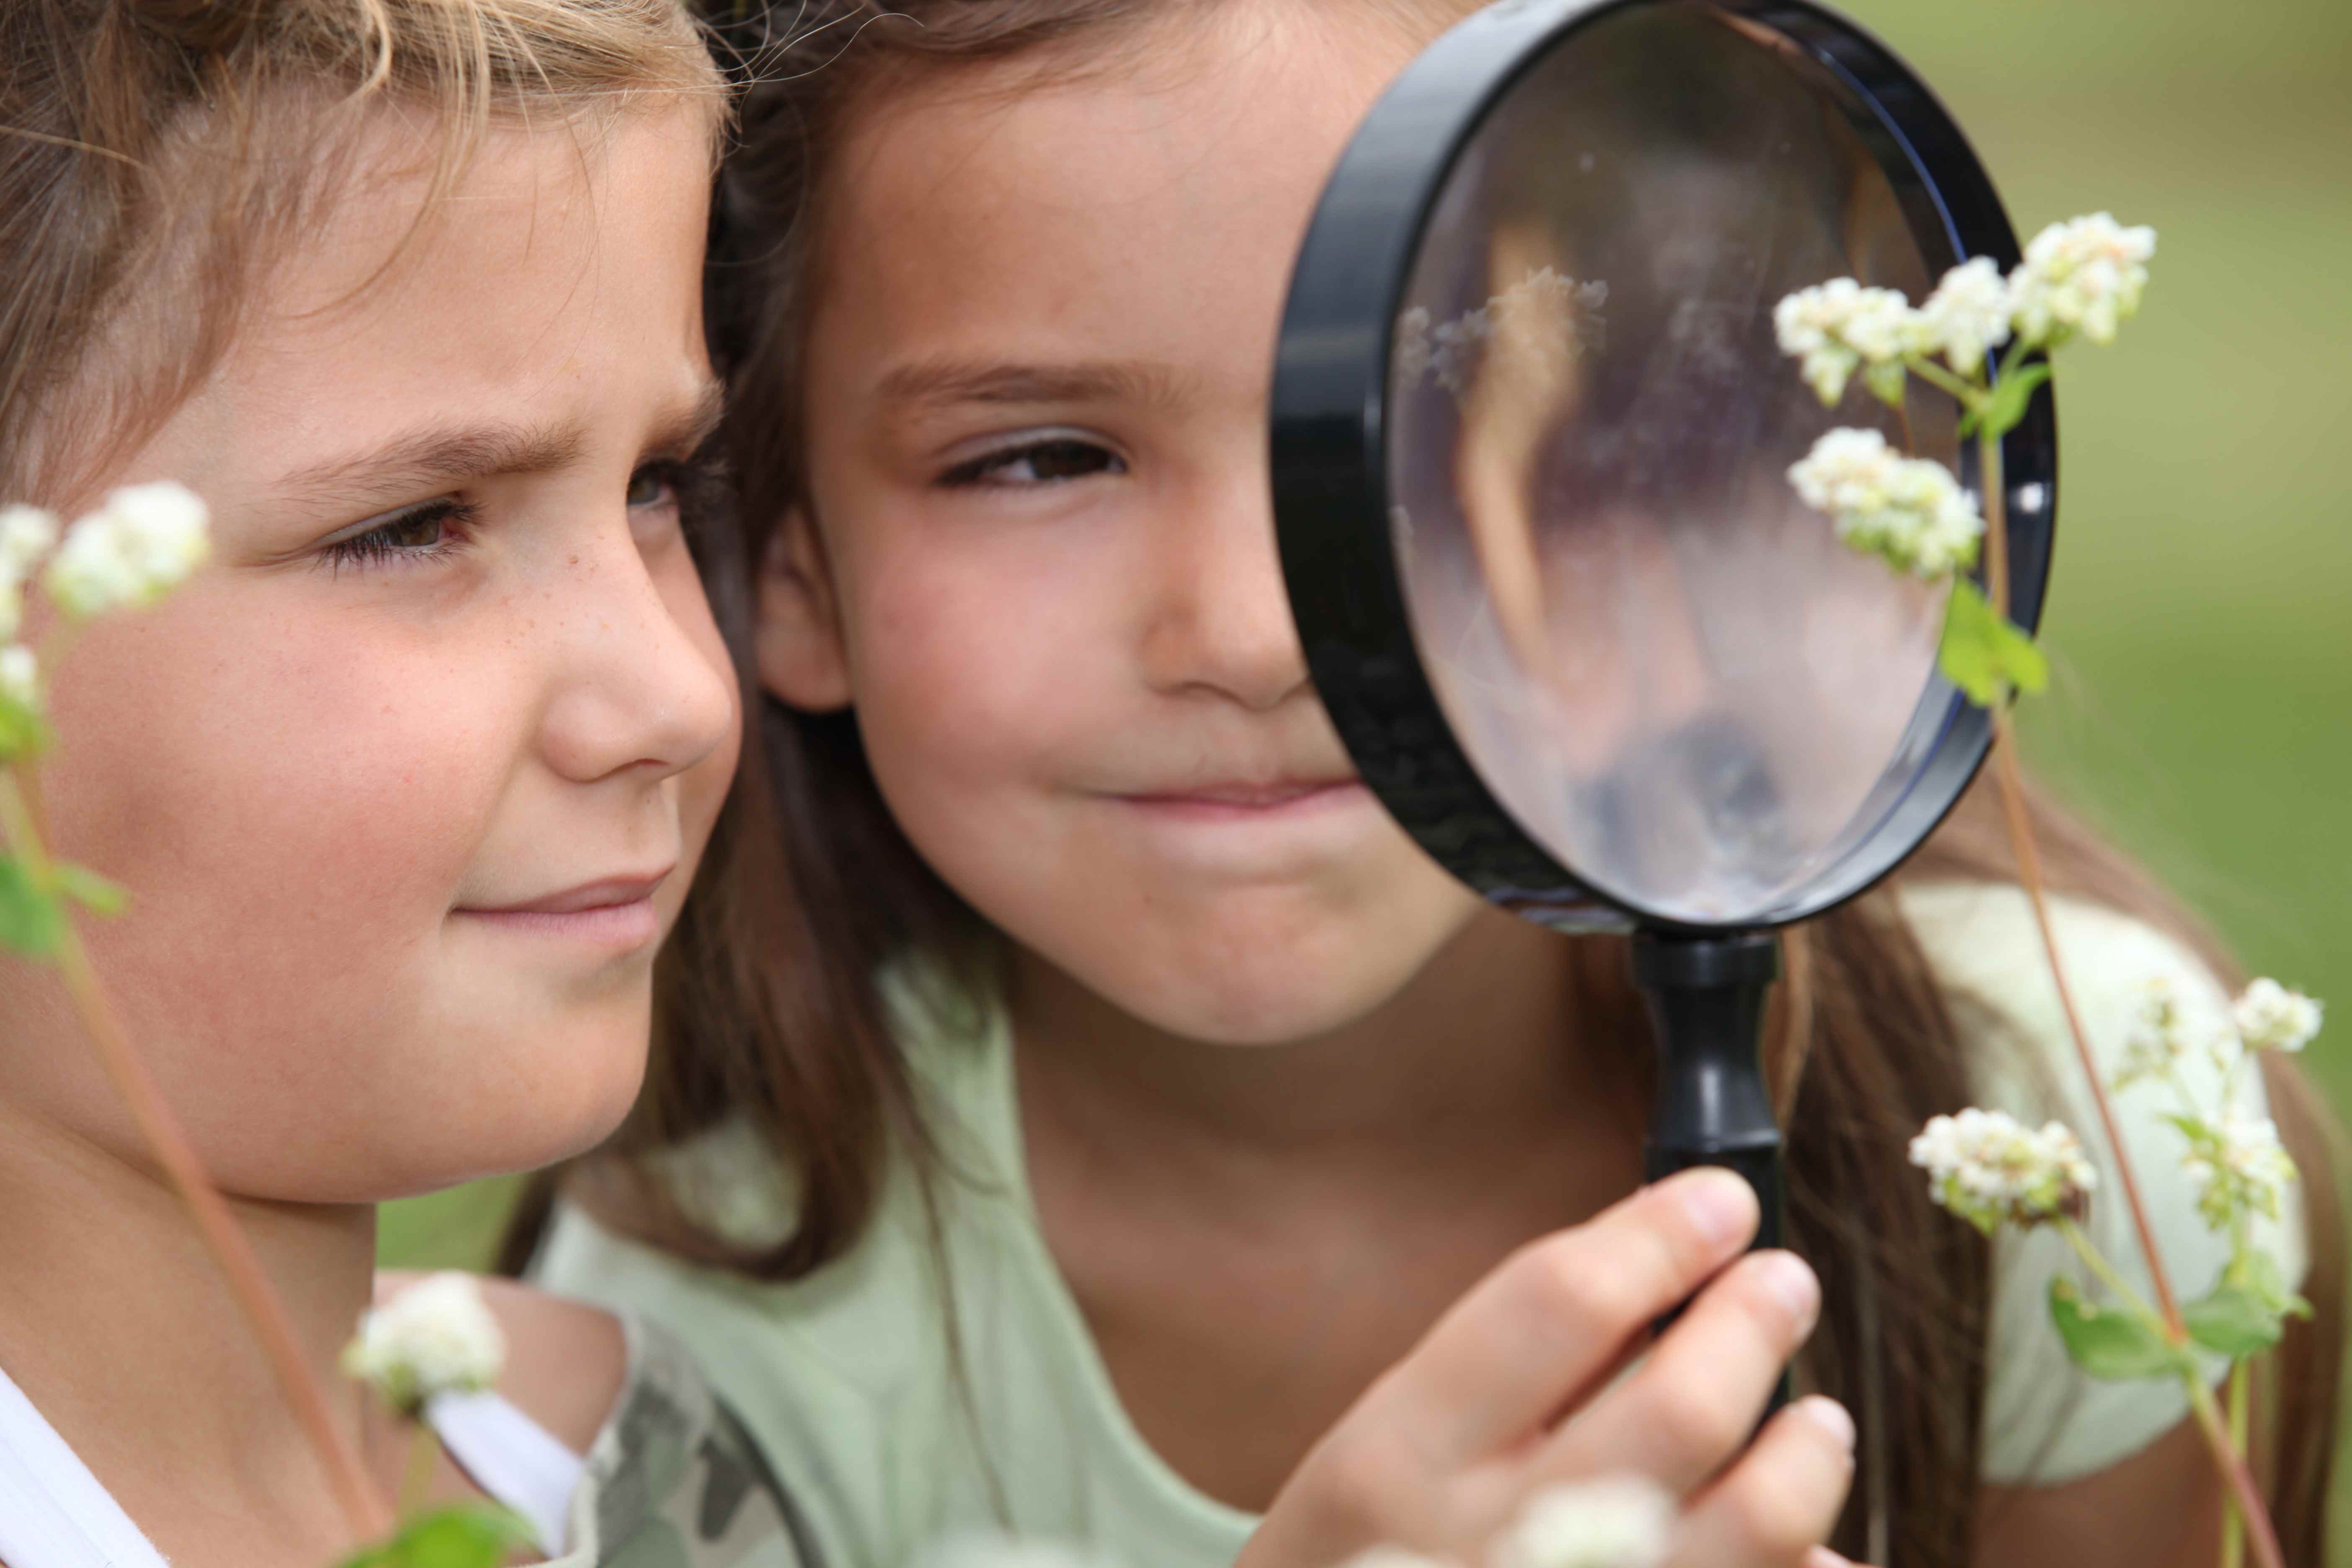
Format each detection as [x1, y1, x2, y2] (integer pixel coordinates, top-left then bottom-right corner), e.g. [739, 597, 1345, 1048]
[1756, 1250, 1821, 1331]
[1795, 1395, 1856, 1452]
[1804, 1549, 1858, 1568]
[1677, 1168, 1757, 1248]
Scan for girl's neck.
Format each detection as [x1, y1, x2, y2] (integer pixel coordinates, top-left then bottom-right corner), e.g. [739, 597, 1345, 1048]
[1010, 905, 1637, 1179]
[0, 1108, 382, 1566]
[1009, 907, 1648, 1512]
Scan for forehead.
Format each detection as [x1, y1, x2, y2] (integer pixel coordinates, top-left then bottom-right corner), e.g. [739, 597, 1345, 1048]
[811, 8, 1418, 384]
[259, 108, 709, 386]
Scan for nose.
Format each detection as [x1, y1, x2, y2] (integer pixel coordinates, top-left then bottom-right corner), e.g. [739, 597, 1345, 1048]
[1137, 457, 1313, 713]
[536, 521, 737, 789]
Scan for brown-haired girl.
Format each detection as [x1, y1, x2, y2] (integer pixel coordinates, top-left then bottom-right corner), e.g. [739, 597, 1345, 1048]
[0, 4, 807, 1565]
[525, 4, 2344, 1567]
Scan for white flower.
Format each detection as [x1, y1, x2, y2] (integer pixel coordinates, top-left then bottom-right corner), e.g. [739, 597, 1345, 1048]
[341, 1272, 505, 1417]
[2179, 1114, 2298, 1229]
[0, 645, 36, 710]
[1491, 1478, 1673, 1568]
[2115, 975, 2203, 1091]
[1787, 428, 1984, 578]
[1774, 279, 1916, 405]
[44, 481, 211, 620]
[1910, 1108, 2096, 1236]
[0, 504, 58, 580]
[2008, 214, 2156, 348]
[2233, 978, 2322, 1055]
[1912, 257, 2013, 377]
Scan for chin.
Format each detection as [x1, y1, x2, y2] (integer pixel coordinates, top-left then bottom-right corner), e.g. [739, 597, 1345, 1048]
[358, 1019, 651, 1199]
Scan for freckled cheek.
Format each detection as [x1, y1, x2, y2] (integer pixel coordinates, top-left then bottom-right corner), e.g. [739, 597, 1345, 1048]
[43, 605, 517, 1034]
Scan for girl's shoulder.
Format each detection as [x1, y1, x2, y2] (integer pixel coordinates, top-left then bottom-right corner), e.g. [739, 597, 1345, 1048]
[376, 1274, 816, 1566]
[1891, 881, 2310, 1485]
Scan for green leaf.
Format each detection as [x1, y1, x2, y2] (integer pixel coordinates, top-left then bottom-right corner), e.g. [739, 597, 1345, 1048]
[1959, 361, 2053, 440]
[51, 862, 126, 917]
[0, 856, 65, 956]
[2184, 1278, 2289, 1358]
[2049, 1278, 2196, 1381]
[1937, 579, 2051, 707]
[2243, 1248, 2315, 1321]
[335, 1506, 534, 1568]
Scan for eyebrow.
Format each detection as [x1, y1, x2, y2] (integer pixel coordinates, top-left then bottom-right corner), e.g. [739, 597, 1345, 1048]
[875, 356, 1196, 413]
[273, 377, 728, 511]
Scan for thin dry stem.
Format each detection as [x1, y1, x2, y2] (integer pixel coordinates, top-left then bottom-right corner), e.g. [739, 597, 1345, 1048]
[1977, 426, 2279, 1568]
[0, 770, 393, 1542]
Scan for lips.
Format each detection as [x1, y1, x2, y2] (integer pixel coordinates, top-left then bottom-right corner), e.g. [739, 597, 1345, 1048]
[1126, 780, 1358, 808]
[465, 871, 674, 917]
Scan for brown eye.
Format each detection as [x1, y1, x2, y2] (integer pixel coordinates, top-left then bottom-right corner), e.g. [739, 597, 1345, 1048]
[321, 498, 474, 571]
[378, 509, 449, 549]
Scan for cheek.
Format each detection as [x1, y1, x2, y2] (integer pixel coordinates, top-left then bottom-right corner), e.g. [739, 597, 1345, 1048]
[31, 591, 513, 1167]
[844, 513, 1121, 809]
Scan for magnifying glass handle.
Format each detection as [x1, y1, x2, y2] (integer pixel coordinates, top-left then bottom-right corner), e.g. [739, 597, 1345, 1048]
[1631, 931, 1795, 1416]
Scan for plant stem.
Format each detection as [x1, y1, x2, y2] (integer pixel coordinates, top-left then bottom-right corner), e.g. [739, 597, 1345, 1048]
[2185, 1372, 2283, 1568]
[398, 1420, 441, 1521]
[0, 769, 392, 1541]
[2056, 1218, 2163, 1326]
[1975, 427, 2282, 1568]
[2223, 1359, 2251, 1568]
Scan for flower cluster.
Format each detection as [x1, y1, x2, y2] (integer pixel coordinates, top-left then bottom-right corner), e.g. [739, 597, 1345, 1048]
[2233, 978, 2323, 1056]
[2178, 1114, 2300, 1230]
[341, 1272, 506, 1419]
[2008, 213, 2156, 348]
[1398, 268, 1609, 397]
[2115, 975, 2206, 1091]
[1775, 214, 2155, 406]
[1912, 257, 2014, 377]
[1490, 1478, 1674, 1568]
[0, 483, 212, 724]
[1772, 278, 1915, 404]
[1786, 428, 1984, 578]
[1908, 1108, 2096, 1236]
[46, 483, 212, 621]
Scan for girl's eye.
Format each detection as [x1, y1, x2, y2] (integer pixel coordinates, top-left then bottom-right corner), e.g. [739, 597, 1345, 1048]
[628, 462, 682, 511]
[320, 499, 474, 572]
[942, 438, 1125, 488]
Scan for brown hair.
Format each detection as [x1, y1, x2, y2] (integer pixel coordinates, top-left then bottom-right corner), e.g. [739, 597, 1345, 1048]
[533, 4, 2344, 1563]
[0, 0, 722, 507]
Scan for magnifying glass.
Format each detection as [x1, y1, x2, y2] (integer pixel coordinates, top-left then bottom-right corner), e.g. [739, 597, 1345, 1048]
[1271, 0, 2056, 1315]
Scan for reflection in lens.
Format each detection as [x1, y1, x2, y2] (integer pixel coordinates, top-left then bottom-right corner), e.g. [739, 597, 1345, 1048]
[1387, 3, 1964, 924]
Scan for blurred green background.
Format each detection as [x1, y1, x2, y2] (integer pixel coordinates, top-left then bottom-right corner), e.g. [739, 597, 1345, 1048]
[381, 0, 2352, 1541]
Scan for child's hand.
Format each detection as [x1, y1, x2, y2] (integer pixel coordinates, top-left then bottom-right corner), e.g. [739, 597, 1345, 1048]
[1238, 1169, 1855, 1568]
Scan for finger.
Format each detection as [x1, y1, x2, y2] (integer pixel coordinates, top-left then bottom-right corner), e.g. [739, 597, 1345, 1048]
[1669, 1397, 1857, 1568]
[1538, 1249, 1819, 1494]
[1358, 1169, 1759, 1466]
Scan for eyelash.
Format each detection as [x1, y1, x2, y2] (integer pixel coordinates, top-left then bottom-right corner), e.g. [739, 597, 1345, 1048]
[940, 436, 1125, 489]
[320, 459, 694, 573]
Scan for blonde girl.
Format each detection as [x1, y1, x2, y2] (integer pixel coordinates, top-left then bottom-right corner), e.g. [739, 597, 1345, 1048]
[0, 4, 802, 1564]
[523, 4, 2342, 1567]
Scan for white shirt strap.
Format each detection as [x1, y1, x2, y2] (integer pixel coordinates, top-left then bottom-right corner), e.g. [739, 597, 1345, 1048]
[426, 1389, 587, 1557]
[0, 1362, 173, 1568]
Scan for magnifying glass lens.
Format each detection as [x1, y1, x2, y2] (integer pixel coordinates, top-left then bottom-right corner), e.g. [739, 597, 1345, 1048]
[1387, 4, 1967, 926]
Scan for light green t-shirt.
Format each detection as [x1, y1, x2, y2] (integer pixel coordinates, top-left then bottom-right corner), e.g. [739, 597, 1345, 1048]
[534, 885, 2307, 1568]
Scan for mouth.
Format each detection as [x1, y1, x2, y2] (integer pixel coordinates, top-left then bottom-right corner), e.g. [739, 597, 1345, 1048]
[1116, 779, 1368, 820]
[451, 868, 674, 947]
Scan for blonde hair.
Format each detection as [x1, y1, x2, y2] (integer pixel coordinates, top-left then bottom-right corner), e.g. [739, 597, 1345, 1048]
[0, 0, 723, 503]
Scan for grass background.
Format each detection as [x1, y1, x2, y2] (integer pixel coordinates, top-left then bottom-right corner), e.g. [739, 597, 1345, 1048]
[381, 0, 2352, 1544]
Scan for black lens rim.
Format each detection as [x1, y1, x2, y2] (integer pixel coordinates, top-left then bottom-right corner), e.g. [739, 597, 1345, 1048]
[1270, 0, 2058, 934]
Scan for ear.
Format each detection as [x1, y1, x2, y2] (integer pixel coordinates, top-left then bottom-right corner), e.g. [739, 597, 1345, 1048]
[753, 505, 854, 713]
